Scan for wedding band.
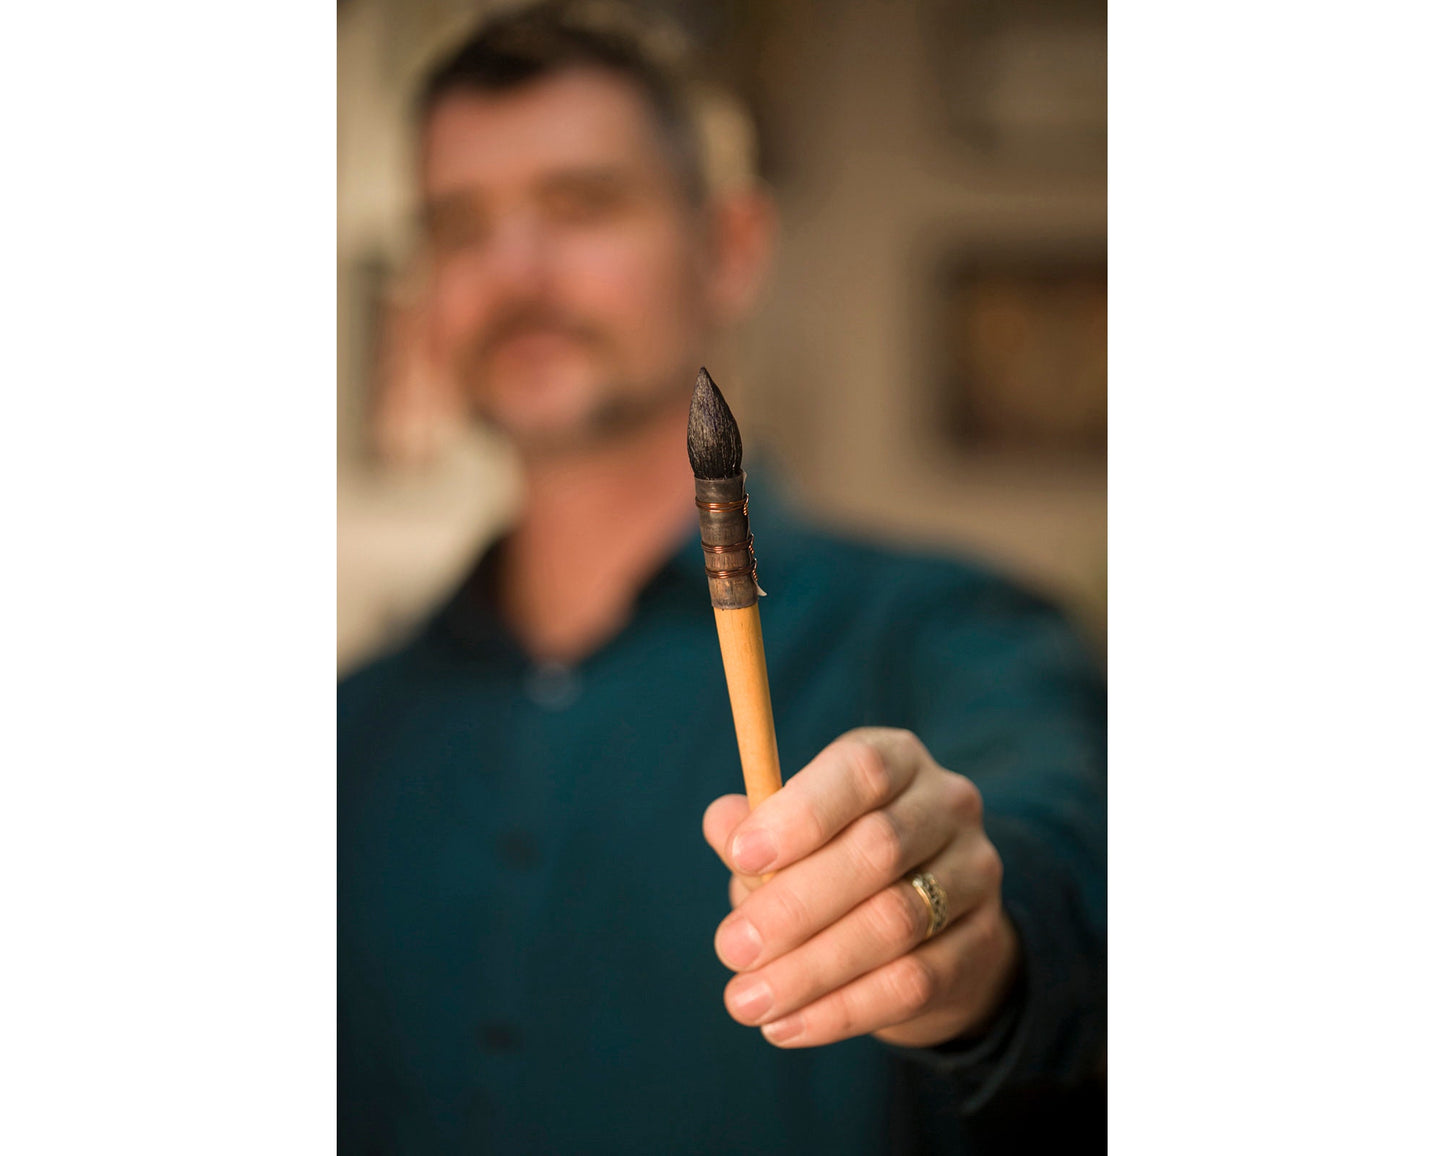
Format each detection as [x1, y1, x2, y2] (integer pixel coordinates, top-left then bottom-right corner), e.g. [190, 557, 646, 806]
[909, 871, 948, 939]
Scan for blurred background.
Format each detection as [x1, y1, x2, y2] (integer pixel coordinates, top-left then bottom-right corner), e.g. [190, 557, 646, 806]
[338, 0, 1106, 675]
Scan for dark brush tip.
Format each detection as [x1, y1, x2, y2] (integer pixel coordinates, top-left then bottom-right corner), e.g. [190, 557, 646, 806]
[687, 366, 743, 479]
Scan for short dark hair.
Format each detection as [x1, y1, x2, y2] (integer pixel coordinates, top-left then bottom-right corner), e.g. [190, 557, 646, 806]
[417, 1, 707, 202]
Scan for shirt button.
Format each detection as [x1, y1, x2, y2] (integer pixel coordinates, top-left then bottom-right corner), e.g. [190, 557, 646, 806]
[496, 828, 540, 869]
[478, 1021, 522, 1052]
[524, 661, 581, 710]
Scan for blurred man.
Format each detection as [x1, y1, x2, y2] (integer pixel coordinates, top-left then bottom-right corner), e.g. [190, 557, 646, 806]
[338, 3, 1105, 1152]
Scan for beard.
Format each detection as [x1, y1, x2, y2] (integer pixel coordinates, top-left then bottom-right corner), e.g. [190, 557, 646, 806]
[455, 303, 690, 456]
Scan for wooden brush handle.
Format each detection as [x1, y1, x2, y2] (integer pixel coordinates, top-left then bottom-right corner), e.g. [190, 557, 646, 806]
[713, 604, 783, 808]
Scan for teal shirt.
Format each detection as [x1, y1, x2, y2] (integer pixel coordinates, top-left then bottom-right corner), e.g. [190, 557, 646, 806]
[339, 479, 1106, 1154]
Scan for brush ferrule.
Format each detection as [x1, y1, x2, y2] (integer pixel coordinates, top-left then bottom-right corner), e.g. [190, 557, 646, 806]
[694, 474, 759, 609]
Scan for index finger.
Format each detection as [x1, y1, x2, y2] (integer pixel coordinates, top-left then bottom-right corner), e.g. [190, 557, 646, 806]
[702, 794, 752, 865]
[727, 729, 928, 876]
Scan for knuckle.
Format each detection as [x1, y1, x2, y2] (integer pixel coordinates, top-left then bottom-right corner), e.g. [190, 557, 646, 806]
[893, 728, 923, 756]
[976, 842, 1004, 891]
[830, 994, 863, 1042]
[763, 879, 812, 940]
[888, 954, 939, 1017]
[839, 739, 893, 809]
[852, 809, 906, 880]
[870, 884, 926, 948]
[796, 803, 831, 856]
[788, 948, 830, 998]
[944, 774, 983, 823]
[893, 729, 932, 780]
[977, 903, 1006, 955]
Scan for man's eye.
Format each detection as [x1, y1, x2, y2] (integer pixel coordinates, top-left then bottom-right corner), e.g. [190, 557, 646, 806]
[428, 212, 488, 252]
[541, 186, 621, 224]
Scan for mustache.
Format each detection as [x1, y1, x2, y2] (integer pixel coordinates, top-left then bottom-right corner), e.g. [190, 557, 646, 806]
[467, 304, 606, 364]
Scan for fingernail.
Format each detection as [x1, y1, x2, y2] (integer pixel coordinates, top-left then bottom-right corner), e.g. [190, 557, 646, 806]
[717, 916, 763, 969]
[732, 828, 778, 874]
[762, 1016, 803, 1045]
[729, 980, 772, 1022]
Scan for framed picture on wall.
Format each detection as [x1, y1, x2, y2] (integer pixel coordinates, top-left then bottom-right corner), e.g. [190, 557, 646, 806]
[937, 250, 1107, 457]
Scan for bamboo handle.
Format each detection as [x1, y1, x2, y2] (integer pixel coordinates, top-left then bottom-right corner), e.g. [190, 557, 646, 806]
[713, 604, 782, 809]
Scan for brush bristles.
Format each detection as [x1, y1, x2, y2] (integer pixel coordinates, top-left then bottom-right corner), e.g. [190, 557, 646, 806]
[687, 366, 743, 479]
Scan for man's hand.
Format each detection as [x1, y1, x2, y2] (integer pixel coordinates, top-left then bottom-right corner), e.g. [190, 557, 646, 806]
[702, 728, 1020, 1050]
[372, 258, 465, 470]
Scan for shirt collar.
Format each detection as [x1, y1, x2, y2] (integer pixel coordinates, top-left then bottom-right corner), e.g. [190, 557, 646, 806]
[426, 463, 799, 658]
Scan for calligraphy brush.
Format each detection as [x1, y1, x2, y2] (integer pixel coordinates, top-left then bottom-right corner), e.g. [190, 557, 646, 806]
[688, 367, 783, 811]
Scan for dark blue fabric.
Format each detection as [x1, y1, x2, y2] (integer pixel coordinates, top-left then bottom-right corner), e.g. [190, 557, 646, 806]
[338, 477, 1106, 1154]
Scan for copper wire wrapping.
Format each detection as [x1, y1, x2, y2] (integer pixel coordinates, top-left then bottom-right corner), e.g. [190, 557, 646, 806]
[705, 561, 759, 582]
[693, 477, 760, 606]
[701, 536, 754, 554]
[694, 496, 749, 514]
[700, 528, 757, 583]
[701, 531, 759, 582]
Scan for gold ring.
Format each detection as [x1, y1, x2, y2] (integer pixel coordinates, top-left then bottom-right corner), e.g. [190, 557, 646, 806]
[909, 871, 948, 939]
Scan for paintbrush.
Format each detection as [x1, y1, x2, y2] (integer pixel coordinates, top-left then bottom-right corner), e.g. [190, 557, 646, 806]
[688, 367, 783, 810]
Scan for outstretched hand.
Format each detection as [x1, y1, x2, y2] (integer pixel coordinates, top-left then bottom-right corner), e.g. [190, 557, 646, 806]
[702, 728, 1020, 1050]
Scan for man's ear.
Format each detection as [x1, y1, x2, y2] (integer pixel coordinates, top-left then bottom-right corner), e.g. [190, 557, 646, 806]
[704, 187, 778, 326]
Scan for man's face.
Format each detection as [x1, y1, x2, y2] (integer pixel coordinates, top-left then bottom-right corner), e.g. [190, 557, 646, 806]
[420, 68, 711, 453]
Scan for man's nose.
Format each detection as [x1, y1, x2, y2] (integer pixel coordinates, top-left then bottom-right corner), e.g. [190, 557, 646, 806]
[483, 212, 548, 296]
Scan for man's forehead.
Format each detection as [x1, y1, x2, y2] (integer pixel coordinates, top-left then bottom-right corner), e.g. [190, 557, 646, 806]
[421, 67, 669, 197]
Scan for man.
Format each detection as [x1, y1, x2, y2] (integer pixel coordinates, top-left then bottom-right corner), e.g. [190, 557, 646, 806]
[338, 3, 1105, 1152]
